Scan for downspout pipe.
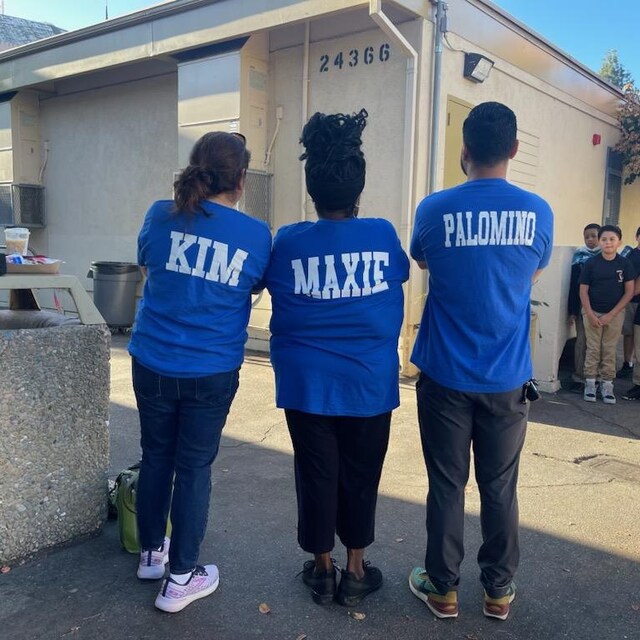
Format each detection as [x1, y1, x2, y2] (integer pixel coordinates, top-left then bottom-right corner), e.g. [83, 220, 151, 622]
[369, 0, 418, 254]
[429, 0, 445, 194]
[301, 20, 310, 221]
[369, 0, 419, 373]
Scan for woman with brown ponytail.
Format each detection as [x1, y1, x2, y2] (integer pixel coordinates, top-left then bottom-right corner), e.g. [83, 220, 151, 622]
[128, 131, 272, 613]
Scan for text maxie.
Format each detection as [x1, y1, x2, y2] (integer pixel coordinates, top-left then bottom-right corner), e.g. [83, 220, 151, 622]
[291, 252, 390, 299]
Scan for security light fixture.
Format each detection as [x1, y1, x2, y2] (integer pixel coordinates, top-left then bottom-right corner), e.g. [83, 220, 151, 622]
[463, 53, 494, 83]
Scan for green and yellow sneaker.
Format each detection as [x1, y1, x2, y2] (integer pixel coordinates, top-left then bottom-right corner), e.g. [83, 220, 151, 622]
[408, 568, 458, 618]
[483, 582, 516, 620]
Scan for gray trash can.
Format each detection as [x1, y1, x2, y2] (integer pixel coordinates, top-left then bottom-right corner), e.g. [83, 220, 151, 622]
[88, 261, 141, 329]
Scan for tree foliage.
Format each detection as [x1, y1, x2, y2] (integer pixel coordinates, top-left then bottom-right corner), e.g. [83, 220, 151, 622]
[599, 51, 639, 184]
[615, 85, 640, 185]
[599, 49, 634, 88]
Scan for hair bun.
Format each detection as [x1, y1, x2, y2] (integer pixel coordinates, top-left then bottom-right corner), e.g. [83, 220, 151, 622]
[300, 109, 368, 162]
[300, 109, 368, 211]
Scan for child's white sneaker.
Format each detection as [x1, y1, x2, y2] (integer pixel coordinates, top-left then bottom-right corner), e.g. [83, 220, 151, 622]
[137, 537, 170, 580]
[583, 378, 597, 402]
[155, 564, 219, 613]
[601, 380, 616, 404]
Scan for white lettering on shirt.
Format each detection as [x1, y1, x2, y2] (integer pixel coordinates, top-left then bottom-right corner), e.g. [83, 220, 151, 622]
[361, 251, 373, 296]
[164, 232, 248, 287]
[291, 251, 390, 298]
[443, 213, 455, 247]
[166, 231, 197, 274]
[442, 211, 538, 247]
[371, 251, 390, 294]
[477, 211, 490, 245]
[506, 211, 515, 245]
[455, 212, 466, 247]
[489, 211, 507, 245]
[292, 257, 320, 297]
[341, 252, 361, 298]
[191, 236, 212, 278]
[322, 255, 341, 299]
[206, 241, 248, 286]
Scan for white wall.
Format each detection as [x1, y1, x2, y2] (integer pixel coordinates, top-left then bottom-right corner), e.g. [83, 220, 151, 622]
[35, 73, 178, 287]
[177, 52, 240, 166]
[531, 245, 575, 392]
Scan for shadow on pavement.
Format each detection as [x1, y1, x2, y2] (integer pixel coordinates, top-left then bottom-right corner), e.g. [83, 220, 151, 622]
[543, 340, 640, 440]
[529, 392, 639, 440]
[0, 419, 637, 640]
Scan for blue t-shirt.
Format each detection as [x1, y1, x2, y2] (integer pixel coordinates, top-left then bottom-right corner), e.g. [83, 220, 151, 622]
[128, 200, 272, 377]
[265, 217, 410, 416]
[410, 178, 554, 393]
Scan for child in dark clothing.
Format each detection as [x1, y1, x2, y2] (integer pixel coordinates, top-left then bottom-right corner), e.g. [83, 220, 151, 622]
[567, 223, 601, 391]
[579, 225, 635, 404]
[622, 299, 640, 400]
[617, 226, 640, 378]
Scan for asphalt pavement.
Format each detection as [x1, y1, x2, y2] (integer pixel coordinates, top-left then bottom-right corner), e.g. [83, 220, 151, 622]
[1, 334, 638, 640]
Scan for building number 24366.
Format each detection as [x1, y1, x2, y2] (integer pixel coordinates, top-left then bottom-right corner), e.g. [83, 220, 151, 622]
[320, 44, 391, 72]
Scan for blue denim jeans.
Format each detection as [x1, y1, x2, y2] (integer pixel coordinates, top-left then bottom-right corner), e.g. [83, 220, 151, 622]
[132, 358, 239, 573]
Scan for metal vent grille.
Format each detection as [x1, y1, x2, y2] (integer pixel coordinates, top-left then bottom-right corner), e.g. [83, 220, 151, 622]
[14, 185, 45, 226]
[240, 170, 272, 227]
[0, 184, 45, 227]
[0, 185, 12, 226]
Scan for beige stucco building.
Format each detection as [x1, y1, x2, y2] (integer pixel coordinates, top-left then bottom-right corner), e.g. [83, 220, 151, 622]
[0, 0, 638, 390]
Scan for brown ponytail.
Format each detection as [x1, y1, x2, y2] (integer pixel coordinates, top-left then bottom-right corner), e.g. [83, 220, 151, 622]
[173, 131, 250, 214]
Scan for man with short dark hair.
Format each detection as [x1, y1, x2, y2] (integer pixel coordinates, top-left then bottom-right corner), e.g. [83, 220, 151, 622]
[408, 102, 554, 621]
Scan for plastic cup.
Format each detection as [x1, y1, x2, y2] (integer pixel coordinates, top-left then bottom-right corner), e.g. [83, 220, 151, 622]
[4, 227, 30, 256]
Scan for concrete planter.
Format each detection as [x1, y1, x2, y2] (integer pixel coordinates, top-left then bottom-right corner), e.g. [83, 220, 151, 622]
[0, 324, 111, 564]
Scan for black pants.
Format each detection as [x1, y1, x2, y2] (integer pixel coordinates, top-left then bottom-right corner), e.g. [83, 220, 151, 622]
[416, 373, 527, 599]
[285, 409, 391, 554]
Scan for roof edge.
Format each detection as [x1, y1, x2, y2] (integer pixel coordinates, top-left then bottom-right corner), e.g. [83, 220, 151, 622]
[471, 0, 624, 98]
[0, 0, 218, 62]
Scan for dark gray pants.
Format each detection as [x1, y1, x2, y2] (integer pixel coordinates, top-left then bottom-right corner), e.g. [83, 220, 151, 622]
[416, 373, 528, 599]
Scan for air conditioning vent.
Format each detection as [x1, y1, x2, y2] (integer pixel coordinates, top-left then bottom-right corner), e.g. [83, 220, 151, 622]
[240, 170, 272, 227]
[0, 185, 12, 226]
[0, 184, 45, 227]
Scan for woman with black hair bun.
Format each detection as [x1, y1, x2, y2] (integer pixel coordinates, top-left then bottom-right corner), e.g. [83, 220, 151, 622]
[265, 110, 409, 606]
[128, 131, 272, 613]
